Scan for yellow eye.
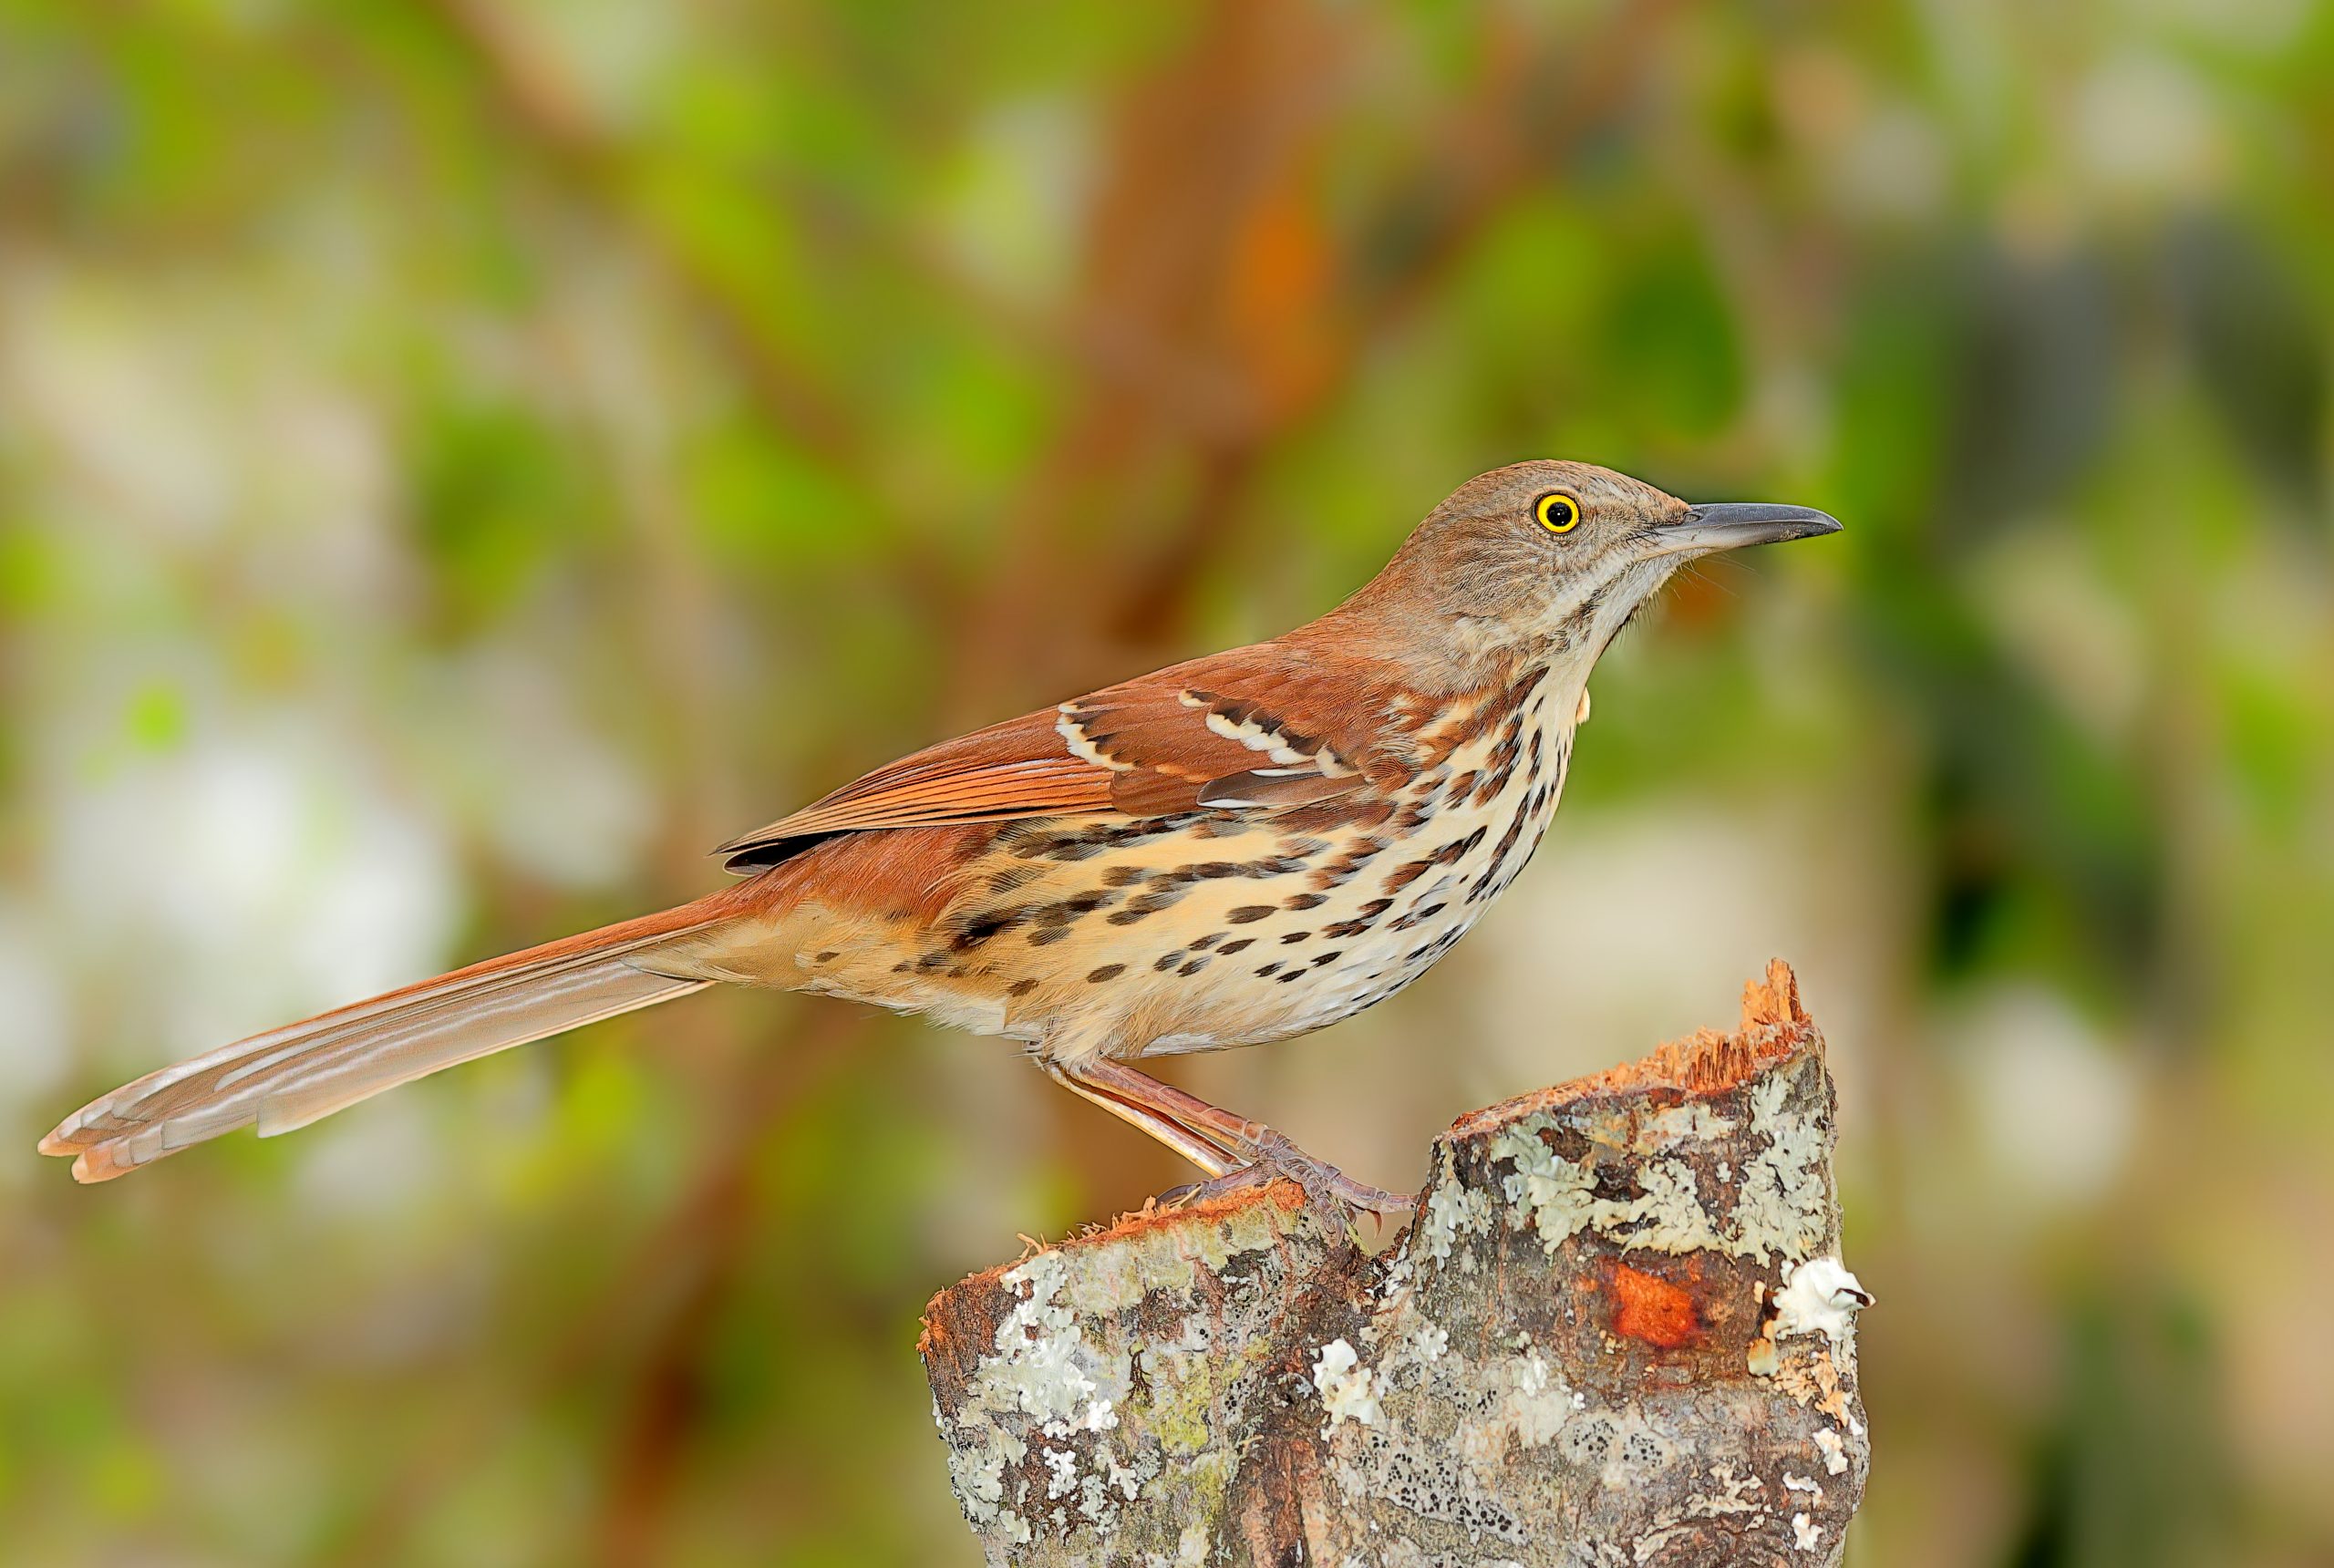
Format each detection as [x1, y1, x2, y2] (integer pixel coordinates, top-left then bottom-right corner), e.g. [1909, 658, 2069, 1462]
[1535, 491, 1582, 533]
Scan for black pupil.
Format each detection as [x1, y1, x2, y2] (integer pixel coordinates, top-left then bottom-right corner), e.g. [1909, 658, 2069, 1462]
[1549, 500, 1571, 524]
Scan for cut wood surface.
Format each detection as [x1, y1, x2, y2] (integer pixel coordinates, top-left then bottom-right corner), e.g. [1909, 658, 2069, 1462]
[921, 961, 1870, 1565]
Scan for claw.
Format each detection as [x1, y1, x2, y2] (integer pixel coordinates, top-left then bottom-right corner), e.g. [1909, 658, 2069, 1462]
[1174, 1132, 1415, 1239]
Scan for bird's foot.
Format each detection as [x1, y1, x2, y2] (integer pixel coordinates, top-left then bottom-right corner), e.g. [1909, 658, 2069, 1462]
[1172, 1131, 1414, 1234]
[1050, 1057, 1412, 1231]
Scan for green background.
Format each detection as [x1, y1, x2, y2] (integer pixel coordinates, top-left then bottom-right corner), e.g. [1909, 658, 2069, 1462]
[2, 2, 2329, 1563]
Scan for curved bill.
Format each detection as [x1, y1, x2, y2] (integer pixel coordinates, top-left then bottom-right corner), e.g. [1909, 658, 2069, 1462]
[1642, 501, 1843, 559]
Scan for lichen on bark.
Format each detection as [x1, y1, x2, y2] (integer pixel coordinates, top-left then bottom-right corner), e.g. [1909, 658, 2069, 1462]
[921, 961, 1869, 1565]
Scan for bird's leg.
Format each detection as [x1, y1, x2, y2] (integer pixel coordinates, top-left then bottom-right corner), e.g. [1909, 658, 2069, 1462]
[1057, 1057, 1415, 1219]
[1039, 1060, 1244, 1180]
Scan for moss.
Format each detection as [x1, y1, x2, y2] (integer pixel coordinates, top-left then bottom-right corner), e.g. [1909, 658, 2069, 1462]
[1486, 1050, 1837, 1265]
[1417, 1180, 1492, 1264]
[1140, 1312, 1269, 1457]
[1728, 1068, 1833, 1265]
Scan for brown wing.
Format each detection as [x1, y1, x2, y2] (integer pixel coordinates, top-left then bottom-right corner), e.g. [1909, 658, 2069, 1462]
[715, 641, 1417, 871]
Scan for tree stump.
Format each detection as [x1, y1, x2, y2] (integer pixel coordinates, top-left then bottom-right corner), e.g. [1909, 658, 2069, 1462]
[920, 961, 1870, 1565]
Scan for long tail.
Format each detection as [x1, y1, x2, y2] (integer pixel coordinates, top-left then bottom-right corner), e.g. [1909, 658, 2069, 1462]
[39, 897, 738, 1183]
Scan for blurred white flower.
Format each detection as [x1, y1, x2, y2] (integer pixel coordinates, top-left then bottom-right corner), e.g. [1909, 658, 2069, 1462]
[2073, 53, 2224, 200]
[1949, 983, 2141, 1210]
[443, 645, 659, 890]
[1471, 802, 1887, 1102]
[0, 903, 72, 1133]
[2, 264, 401, 606]
[1834, 108, 1950, 224]
[2, 273, 236, 542]
[46, 723, 460, 1069]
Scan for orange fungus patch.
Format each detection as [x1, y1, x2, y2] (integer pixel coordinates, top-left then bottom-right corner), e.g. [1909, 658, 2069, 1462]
[1611, 1264, 1700, 1348]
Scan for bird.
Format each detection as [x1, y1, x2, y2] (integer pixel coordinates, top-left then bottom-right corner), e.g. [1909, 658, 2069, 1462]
[39, 460, 1839, 1212]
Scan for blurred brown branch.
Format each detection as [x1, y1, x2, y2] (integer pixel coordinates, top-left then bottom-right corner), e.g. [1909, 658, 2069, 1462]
[958, 0, 1683, 686]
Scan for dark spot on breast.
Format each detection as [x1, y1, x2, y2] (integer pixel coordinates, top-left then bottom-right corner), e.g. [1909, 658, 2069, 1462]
[1179, 956, 1211, 976]
[1007, 978, 1038, 997]
[1217, 938, 1254, 955]
[1275, 970, 1304, 984]
[1283, 892, 1327, 911]
[1101, 865, 1149, 888]
[1279, 931, 1311, 944]
[1321, 897, 1394, 940]
[1227, 905, 1275, 924]
[1393, 902, 1448, 931]
[1414, 831, 1482, 872]
[1383, 858, 1433, 894]
[1087, 965, 1125, 984]
[1311, 950, 1342, 966]
[1314, 836, 1389, 888]
[1153, 952, 1184, 972]
[983, 864, 1044, 896]
[1108, 888, 1187, 924]
[1255, 963, 1281, 977]
[952, 908, 1028, 950]
[1189, 932, 1224, 952]
[812, 951, 839, 964]
[1028, 926, 1071, 945]
[892, 961, 913, 974]
[1193, 861, 1241, 879]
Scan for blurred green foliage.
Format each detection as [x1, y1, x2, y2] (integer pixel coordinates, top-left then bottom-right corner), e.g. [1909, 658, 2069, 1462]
[2, 2, 2330, 1564]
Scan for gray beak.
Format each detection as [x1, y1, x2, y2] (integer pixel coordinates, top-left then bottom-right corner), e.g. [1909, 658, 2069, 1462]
[1643, 501, 1843, 559]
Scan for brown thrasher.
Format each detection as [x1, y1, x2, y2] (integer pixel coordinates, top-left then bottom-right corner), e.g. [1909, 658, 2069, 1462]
[41, 461, 1838, 1212]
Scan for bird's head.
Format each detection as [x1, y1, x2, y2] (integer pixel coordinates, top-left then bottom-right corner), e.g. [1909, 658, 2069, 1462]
[1342, 459, 1841, 674]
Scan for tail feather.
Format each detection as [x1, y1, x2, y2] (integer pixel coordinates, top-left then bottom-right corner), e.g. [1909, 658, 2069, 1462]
[40, 904, 729, 1183]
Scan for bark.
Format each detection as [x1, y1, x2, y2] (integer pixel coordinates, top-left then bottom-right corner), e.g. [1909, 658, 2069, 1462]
[920, 962, 1871, 1566]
